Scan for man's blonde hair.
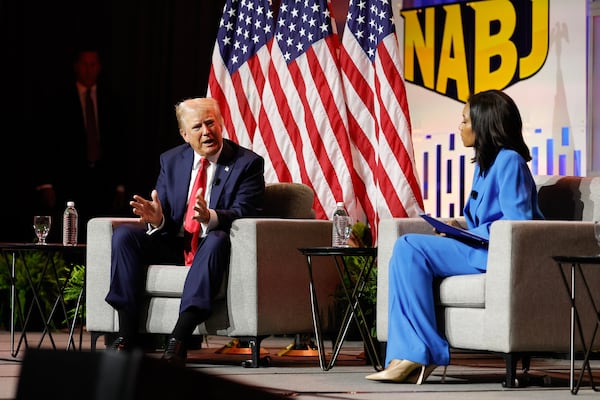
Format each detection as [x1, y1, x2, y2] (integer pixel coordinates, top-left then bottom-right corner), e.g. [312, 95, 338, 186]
[175, 97, 223, 130]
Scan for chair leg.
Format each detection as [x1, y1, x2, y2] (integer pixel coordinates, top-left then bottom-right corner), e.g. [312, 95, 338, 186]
[502, 352, 531, 388]
[503, 352, 520, 388]
[90, 331, 105, 352]
[237, 335, 270, 368]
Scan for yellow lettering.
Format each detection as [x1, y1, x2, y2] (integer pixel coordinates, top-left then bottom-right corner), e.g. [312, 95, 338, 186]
[471, 0, 518, 93]
[436, 4, 470, 102]
[401, 8, 435, 89]
[520, 0, 549, 78]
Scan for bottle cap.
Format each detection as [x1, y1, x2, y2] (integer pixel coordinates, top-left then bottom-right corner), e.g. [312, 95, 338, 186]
[67, 201, 75, 207]
[336, 201, 344, 207]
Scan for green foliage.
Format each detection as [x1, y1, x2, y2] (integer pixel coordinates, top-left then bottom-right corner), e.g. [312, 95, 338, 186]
[62, 264, 86, 324]
[334, 221, 378, 338]
[0, 251, 83, 330]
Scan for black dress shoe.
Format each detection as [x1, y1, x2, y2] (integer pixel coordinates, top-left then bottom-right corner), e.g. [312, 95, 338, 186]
[161, 337, 187, 367]
[108, 336, 130, 352]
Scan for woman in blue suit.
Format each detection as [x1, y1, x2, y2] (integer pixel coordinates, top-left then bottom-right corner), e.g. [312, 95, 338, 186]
[367, 90, 544, 384]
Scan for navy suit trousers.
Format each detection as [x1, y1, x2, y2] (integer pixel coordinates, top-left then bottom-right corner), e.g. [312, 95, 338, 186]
[105, 223, 230, 318]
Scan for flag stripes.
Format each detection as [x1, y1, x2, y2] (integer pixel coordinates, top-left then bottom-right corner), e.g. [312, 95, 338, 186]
[208, 0, 424, 242]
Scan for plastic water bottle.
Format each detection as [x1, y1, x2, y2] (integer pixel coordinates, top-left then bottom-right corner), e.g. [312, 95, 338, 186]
[63, 201, 78, 246]
[331, 201, 349, 247]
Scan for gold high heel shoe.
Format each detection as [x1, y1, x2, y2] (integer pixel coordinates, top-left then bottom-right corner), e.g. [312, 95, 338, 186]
[365, 359, 423, 382]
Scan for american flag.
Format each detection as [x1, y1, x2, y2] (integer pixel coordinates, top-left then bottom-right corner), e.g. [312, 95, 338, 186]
[257, 0, 361, 220]
[340, 0, 424, 237]
[208, 0, 423, 238]
[207, 0, 274, 148]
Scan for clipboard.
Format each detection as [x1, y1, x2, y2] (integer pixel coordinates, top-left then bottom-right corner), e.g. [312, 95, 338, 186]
[420, 213, 489, 247]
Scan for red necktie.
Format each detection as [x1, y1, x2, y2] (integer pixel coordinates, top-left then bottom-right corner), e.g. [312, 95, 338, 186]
[183, 158, 209, 266]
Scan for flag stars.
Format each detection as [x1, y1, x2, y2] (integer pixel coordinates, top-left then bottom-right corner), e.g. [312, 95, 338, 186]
[274, 0, 334, 61]
[217, 0, 274, 74]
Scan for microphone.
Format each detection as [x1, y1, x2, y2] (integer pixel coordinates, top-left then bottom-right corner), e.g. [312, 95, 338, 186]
[213, 178, 221, 186]
[471, 190, 478, 199]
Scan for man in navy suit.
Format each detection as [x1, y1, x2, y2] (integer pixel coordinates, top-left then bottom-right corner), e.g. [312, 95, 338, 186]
[105, 97, 265, 366]
[36, 48, 128, 242]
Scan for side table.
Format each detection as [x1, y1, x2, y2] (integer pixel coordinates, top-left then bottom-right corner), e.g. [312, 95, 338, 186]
[552, 255, 600, 394]
[298, 246, 382, 371]
[0, 242, 86, 357]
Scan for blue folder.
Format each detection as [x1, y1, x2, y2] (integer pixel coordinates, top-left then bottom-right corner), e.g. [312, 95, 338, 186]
[420, 213, 489, 247]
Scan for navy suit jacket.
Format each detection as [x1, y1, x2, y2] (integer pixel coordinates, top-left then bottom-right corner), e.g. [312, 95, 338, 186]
[154, 138, 265, 237]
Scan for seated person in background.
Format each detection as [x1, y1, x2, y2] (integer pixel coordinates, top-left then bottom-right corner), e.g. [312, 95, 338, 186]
[366, 89, 544, 384]
[105, 97, 265, 367]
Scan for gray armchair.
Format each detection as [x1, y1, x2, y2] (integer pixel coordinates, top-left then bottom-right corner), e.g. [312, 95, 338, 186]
[85, 183, 339, 367]
[376, 175, 600, 387]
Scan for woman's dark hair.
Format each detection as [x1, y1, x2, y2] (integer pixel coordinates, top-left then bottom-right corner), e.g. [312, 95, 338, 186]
[468, 89, 531, 173]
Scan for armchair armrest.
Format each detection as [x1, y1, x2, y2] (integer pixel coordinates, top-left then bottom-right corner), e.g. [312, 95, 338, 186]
[86, 218, 143, 333]
[227, 218, 338, 336]
[484, 220, 599, 353]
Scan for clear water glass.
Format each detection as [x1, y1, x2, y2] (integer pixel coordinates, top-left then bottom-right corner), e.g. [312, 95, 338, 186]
[33, 215, 52, 245]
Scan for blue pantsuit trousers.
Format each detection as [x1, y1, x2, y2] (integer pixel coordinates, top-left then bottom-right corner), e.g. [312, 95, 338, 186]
[385, 233, 487, 367]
